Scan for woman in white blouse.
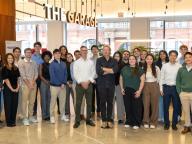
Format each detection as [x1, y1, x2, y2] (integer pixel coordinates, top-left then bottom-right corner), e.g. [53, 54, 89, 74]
[143, 54, 161, 129]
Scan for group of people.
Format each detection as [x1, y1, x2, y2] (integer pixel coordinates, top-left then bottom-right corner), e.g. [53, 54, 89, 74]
[0, 42, 192, 135]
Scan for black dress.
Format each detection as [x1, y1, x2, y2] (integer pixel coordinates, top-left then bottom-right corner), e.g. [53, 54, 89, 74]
[2, 66, 20, 127]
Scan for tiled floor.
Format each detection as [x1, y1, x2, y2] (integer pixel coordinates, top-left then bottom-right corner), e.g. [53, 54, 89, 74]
[0, 118, 191, 144]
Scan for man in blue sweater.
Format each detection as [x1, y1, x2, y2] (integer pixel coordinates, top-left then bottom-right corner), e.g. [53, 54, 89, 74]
[49, 49, 68, 124]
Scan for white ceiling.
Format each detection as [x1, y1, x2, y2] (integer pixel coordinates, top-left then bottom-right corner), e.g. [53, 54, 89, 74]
[16, 0, 192, 21]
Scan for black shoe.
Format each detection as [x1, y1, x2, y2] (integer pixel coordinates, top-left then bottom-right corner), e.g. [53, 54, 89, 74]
[118, 120, 124, 125]
[172, 125, 178, 131]
[0, 120, 3, 123]
[164, 124, 170, 130]
[73, 122, 80, 128]
[44, 117, 50, 121]
[86, 120, 95, 127]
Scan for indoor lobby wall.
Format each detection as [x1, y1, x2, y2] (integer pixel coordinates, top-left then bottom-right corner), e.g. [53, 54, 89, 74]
[47, 21, 65, 52]
[130, 18, 150, 49]
[0, 0, 16, 56]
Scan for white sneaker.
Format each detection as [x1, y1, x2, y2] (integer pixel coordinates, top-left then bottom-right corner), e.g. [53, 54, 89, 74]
[144, 124, 149, 129]
[50, 117, 55, 124]
[133, 126, 139, 130]
[29, 116, 38, 123]
[61, 115, 69, 122]
[23, 119, 30, 126]
[124, 124, 130, 128]
[150, 125, 156, 129]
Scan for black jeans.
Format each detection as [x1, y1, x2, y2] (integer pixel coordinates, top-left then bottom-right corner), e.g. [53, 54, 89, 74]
[3, 86, 18, 126]
[75, 84, 93, 122]
[124, 87, 143, 126]
[33, 78, 41, 116]
[92, 81, 100, 113]
[99, 86, 115, 122]
[65, 84, 74, 115]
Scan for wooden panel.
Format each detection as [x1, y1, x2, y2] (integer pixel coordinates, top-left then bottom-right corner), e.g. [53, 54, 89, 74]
[0, 0, 15, 57]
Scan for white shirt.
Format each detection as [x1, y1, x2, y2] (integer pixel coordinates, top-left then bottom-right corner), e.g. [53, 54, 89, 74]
[90, 55, 99, 79]
[186, 65, 192, 72]
[145, 66, 161, 83]
[160, 62, 181, 91]
[73, 57, 96, 84]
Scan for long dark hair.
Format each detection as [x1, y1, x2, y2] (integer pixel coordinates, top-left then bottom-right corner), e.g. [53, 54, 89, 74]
[59, 45, 68, 56]
[157, 50, 169, 63]
[144, 54, 157, 78]
[113, 51, 122, 63]
[4, 53, 17, 70]
[129, 55, 139, 76]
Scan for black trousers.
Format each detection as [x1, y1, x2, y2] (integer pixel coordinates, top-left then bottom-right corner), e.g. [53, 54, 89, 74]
[65, 84, 74, 115]
[99, 86, 115, 122]
[92, 82, 100, 113]
[33, 78, 41, 116]
[75, 84, 93, 122]
[3, 86, 18, 126]
[124, 87, 143, 126]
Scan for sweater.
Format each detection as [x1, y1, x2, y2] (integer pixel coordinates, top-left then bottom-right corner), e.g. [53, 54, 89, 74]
[176, 66, 192, 94]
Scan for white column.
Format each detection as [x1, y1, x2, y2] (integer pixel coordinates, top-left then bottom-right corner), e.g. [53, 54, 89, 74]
[130, 18, 150, 49]
[47, 21, 65, 52]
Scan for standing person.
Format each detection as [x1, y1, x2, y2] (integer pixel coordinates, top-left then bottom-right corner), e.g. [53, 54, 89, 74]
[122, 50, 130, 67]
[73, 46, 96, 128]
[32, 42, 44, 117]
[139, 50, 148, 69]
[39, 51, 52, 121]
[143, 54, 161, 129]
[90, 45, 100, 118]
[156, 50, 169, 122]
[58, 45, 68, 115]
[120, 55, 145, 130]
[176, 52, 192, 134]
[96, 45, 118, 129]
[13, 47, 23, 119]
[65, 53, 74, 118]
[70, 50, 85, 119]
[133, 48, 141, 63]
[59, 45, 68, 62]
[18, 48, 38, 126]
[49, 49, 68, 124]
[0, 54, 3, 123]
[2, 53, 20, 127]
[113, 51, 125, 124]
[160, 50, 181, 130]
[178, 45, 188, 65]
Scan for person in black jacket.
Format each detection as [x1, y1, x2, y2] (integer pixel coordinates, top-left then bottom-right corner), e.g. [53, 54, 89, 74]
[113, 51, 125, 124]
[65, 53, 74, 118]
[2, 53, 20, 127]
[96, 45, 118, 129]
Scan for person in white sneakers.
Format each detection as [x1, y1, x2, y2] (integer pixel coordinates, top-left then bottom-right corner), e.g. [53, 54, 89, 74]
[18, 48, 38, 126]
[49, 49, 68, 124]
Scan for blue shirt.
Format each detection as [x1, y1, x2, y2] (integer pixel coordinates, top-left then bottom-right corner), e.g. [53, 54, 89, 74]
[32, 53, 44, 65]
[49, 59, 67, 86]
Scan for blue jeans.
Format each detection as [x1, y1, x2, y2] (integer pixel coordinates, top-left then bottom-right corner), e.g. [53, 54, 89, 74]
[163, 85, 181, 126]
[40, 81, 51, 119]
[158, 96, 164, 122]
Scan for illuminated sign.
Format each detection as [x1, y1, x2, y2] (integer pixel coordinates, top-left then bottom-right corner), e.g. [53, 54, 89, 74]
[44, 4, 97, 27]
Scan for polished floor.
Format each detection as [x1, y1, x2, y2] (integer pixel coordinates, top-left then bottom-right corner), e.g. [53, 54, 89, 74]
[0, 117, 191, 144]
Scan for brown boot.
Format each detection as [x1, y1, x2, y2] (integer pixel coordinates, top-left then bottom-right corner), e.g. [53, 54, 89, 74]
[181, 127, 191, 134]
[80, 115, 85, 121]
[97, 112, 101, 119]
